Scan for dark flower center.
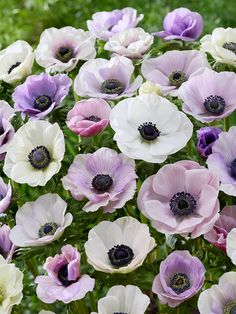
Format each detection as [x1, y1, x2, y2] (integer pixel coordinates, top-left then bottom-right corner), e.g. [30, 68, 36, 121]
[170, 273, 190, 294]
[204, 95, 226, 114]
[230, 159, 236, 179]
[224, 301, 236, 314]
[92, 174, 113, 192]
[138, 122, 161, 141]
[170, 192, 196, 216]
[85, 115, 101, 122]
[108, 244, 134, 267]
[8, 61, 21, 74]
[28, 145, 51, 169]
[223, 42, 236, 55]
[56, 47, 74, 63]
[101, 79, 125, 95]
[57, 264, 77, 286]
[38, 222, 58, 237]
[34, 95, 52, 111]
[169, 71, 187, 87]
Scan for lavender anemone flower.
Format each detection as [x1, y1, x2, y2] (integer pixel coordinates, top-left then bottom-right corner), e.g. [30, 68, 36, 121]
[0, 101, 15, 160]
[198, 272, 236, 314]
[137, 160, 220, 238]
[74, 56, 143, 99]
[152, 250, 205, 308]
[204, 205, 236, 251]
[87, 7, 143, 41]
[196, 127, 222, 159]
[207, 127, 236, 196]
[0, 225, 14, 261]
[141, 50, 210, 96]
[179, 68, 236, 123]
[155, 7, 203, 42]
[35, 245, 95, 304]
[62, 147, 137, 213]
[13, 73, 72, 119]
[0, 177, 12, 214]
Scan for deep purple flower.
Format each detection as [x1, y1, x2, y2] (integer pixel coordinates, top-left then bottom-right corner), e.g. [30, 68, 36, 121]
[204, 205, 236, 251]
[197, 127, 222, 159]
[13, 73, 72, 119]
[0, 177, 12, 213]
[87, 7, 143, 41]
[74, 56, 142, 99]
[0, 225, 14, 261]
[155, 8, 203, 42]
[0, 101, 15, 160]
[207, 127, 236, 196]
[35, 245, 95, 304]
[62, 147, 137, 213]
[152, 250, 205, 308]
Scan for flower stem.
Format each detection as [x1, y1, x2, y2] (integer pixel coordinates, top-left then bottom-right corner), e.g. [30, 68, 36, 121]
[187, 139, 193, 158]
[224, 116, 230, 131]
[89, 292, 96, 312]
[71, 299, 89, 314]
[26, 258, 39, 277]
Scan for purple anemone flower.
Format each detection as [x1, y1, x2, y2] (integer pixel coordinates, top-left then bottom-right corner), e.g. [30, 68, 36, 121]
[13, 73, 72, 119]
[152, 250, 205, 308]
[179, 68, 236, 122]
[155, 7, 203, 42]
[207, 126, 236, 196]
[74, 56, 143, 99]
[0, 101, 15, 160]
[0, 177, 12, 214]
[0, 225, 14, 261]
[87, 7, 143, 41]
[62, 147, 137, 213]
[204, 205, 236, 251]
[137, 160, 220, 238]
[197, 127, 222, 159]
[141, 50, 209, 96]
[35, 244, 95, 304]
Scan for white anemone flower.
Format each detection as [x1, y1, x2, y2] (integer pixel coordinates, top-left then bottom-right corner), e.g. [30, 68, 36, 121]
[0, 40, 34, 84]
[104, 27, 154, 58]
[84, 216, 156, 274]
[91, 285, 150, 314]
[39, 311, 55, 314]
[226, 228, 236, 265]
[0, 256, 23, 314]
[35, 26, 96, 73]
[198, 272, 236, 314]
[3, 120, 65, 187]
[110, 93, 193, 163]
[10, 193, 73, 247]
[200, 27, 236, 66]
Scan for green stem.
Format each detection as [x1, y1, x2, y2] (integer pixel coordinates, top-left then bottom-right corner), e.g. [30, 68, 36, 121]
[71, 299, 89, 314]
[89, 292, 96, 312]
[187, 139, 193, 158]
[26, 258, 39, 277]
[224, 116, 230, 131]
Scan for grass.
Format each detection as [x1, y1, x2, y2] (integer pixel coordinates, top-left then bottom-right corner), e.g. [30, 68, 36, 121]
[0, 0, 235, 48]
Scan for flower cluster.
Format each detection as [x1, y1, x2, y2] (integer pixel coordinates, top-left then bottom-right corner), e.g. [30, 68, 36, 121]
[0, 5, 236, 314]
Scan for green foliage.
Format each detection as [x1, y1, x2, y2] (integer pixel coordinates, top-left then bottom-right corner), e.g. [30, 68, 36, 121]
[0, 0, 236, 313]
